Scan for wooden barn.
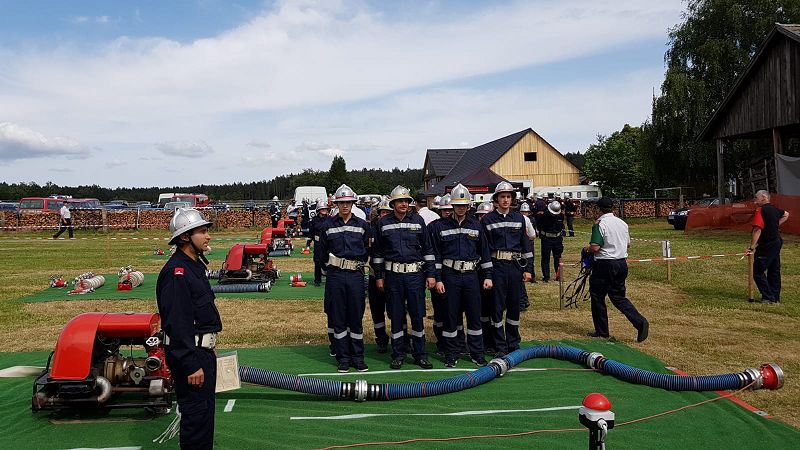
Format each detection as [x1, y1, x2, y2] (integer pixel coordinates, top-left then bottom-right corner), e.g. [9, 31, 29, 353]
[422, 128, 580, 199]
[700, 24, 800, 198]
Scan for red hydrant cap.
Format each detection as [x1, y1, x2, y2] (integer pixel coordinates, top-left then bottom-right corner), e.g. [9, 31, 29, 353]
[582, 393, 611, 411]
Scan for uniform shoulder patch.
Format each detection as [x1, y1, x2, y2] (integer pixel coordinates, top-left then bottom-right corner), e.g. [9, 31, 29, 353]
[174, 267, 185, 276]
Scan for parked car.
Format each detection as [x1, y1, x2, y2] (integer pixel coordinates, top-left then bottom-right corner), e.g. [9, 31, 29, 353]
[104, 200, 130, 210]
[668, 198, 746, 230]
[65, 198, 103, 209]
[163, 201, 191, 212]
[242, 200, 259, 210]
[19, 197, 64, 212]
[0, 202, 18, 212]
[208, 202, 230, 211]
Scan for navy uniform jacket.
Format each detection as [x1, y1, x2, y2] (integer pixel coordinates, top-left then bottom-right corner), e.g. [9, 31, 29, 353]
[311, 215, 331, 265]
[372, 212, 435, 279]
[156, 250, 222, 376]
[317, 214, 371, 264]
[430, 215, 493, 282]
[538, 211, 565, 235]
[482, 209, 534, 273]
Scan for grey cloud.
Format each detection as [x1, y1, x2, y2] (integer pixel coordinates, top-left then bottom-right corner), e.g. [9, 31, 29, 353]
[155, 140, 214, 157]
[248, 140, 271, 149]
[0, 122, 92, 161]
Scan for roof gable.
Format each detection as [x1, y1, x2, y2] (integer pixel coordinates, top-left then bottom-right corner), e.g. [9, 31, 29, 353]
[425, 129, 530, 195]
[700, 24, 800, 141]
[425, 148, 469, 177]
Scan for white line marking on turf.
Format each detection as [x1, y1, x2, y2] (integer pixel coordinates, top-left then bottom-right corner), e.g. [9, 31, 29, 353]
[224, 399, 236, 412]
[297, 367, 549, 377]
[66, 447, 142, 450]
[290, 405, 580, 420]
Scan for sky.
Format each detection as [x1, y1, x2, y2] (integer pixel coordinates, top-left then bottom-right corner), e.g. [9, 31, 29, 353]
[0, 0, 686, 188]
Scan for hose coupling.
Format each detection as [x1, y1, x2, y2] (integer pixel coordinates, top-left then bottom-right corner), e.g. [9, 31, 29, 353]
[586, 352, 604, 369]
[489, 357, 509, 377]
[354, 379, 368, 402]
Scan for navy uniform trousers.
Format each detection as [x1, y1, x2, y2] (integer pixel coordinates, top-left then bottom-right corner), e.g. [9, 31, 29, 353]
[385, 271, 427, 360]
[753, 239, 782, 302]
[442, 267, 483, 360]
[491, 259, 523, 354]
[166, 348, 216, 450]
[430, 288, 445, 353]
[589, 259, 646, 336]
[367, 274, 390, 347]
[540, 236, 563, 281]
[326, 267, 367, 365]
[480, 279, 496, 352]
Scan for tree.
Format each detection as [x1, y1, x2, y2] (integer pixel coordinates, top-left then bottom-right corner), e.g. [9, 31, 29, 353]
[644, 0, 800, 191]
[563, 152, 585, 171]
[327, 155, 347, 191]
[583, 125, 651, 197]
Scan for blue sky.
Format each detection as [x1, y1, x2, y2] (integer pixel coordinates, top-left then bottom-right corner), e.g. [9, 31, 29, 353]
[0, 0, 684, 188]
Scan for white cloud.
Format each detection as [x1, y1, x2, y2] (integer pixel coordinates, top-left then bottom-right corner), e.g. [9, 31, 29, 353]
[105, 159, 126, 168]
[155, 141, 213, 157]
[68, 15, 114, 25]
[318, 147, 344, 157]
[248, 140, 271, 149]
[0, 122, 91, 161]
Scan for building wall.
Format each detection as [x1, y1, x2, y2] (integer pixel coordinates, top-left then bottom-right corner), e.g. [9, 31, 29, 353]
[490, 131, 580, 186]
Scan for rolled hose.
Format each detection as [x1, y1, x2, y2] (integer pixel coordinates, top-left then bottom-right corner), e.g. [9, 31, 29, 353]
[211, 282, 271, 293]
[238, 345, 784, 402]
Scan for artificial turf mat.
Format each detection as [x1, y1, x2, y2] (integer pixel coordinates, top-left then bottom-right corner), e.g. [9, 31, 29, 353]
[1, 340, 796, 449]
[16, 272, 323, 303]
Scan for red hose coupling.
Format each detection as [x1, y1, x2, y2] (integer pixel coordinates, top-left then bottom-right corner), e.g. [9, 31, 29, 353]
[759, 363, 784, 390]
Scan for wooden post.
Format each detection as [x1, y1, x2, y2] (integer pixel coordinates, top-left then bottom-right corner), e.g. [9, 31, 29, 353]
[101, 208, 108, 233]
[558, 259, 565, 309]
[716, 139, 725, 203]
[662, 240, 672, 282]
[748, 253, 755, 302]
[773, 128, 783, 193]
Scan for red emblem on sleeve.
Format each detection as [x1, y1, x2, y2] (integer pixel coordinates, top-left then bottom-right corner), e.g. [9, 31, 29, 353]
[752, 208, 765, 229]
[174, 267, 185, 276]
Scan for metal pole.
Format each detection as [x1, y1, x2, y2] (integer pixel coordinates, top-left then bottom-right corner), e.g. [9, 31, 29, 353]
[559, 259, 565, 309]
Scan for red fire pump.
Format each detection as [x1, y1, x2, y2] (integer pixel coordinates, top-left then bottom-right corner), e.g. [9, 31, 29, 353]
[32, 312, 172, 412]
[216, 243, 281, 284]
[260, 222, 294, 257]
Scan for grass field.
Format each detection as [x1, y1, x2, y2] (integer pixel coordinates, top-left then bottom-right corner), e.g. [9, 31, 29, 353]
[0, 218, 797, 440]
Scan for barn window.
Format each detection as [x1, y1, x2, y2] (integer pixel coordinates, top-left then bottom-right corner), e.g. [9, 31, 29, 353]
[524, 152, 537, 161]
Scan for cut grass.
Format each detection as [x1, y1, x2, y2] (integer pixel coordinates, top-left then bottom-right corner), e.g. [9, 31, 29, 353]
[0, 221, 797, 428]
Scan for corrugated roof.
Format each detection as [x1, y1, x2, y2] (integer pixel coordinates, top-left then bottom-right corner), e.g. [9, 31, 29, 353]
[425, 129, 530, 195]
[425, 148, 469, 177]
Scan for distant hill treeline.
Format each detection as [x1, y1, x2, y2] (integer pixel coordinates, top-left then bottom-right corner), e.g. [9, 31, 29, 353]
[0, 160, 423, 202]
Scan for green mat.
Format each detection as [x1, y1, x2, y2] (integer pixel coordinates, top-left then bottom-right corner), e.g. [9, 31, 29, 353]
[0, 340, 796, 449]
[17, 272, 324, 303]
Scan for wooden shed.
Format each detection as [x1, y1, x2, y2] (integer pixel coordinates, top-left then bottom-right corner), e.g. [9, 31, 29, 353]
[700, 24, 800, 198]
[423, 128, 580, 198]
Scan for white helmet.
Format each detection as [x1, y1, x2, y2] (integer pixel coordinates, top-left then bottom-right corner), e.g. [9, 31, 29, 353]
[519, 203, 531, 212]
[476, 202, 493, 214]
[333, 184, 357, 203]
[272, 196, 279, 201]
[388, 185, 413, 205]
[548, 200, 562, 215]
[449, 184, 471, 205]
[316, 199, 330, 212]
[378, 199, 392, 211]
[492, 181, 515, 201]
[439, 193, 453, 209]
[431, 195, 442, 210]
[169, 208, 212, 245]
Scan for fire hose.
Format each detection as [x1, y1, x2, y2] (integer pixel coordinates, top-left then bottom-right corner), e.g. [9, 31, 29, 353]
[238, 345, 783, 402]
[69, 272, 105, 294]
[211, 282, 271, 294]
[118, 266, 144, 289]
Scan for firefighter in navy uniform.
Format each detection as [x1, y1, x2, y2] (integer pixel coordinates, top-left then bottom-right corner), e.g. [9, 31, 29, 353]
[475, 201, 496, 353]
[431, 184, 493, 367]
[156, 208, 222, 450]
[538, 200, 565, 282]
[318, 185, 372, 372]
[368, 199, 393, 353]
[482, 182, 533, 357]
[563, 194, 577, 237]
[310, 201, 331, 287]
[426, 195, 447, 357]
[373, 185, 436, 370]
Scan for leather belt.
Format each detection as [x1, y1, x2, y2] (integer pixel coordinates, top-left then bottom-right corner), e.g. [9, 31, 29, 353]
[327, 254, 364, 271]
[164, 333, 217, 349]
[442, 259, 478, 272]
[385, 261, 423, 273]
[491, 250, 522, 261]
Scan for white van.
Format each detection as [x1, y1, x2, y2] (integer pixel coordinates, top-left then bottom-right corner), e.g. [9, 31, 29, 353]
[294, 186, 328, 205]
